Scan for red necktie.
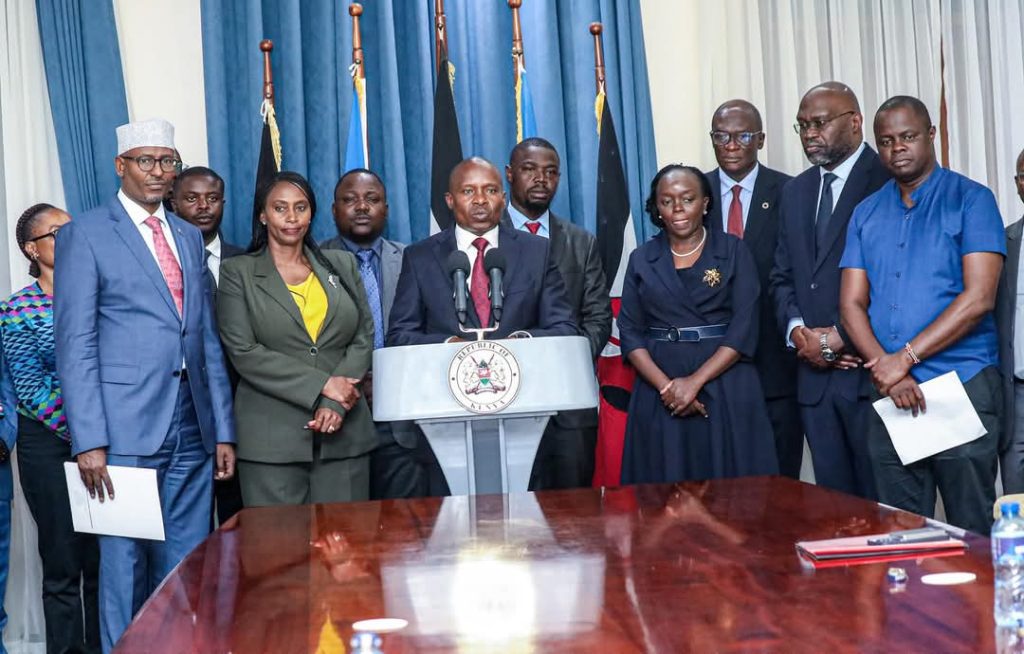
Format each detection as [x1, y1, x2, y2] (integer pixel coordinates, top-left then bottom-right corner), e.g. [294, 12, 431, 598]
[143, 216, 184, 315]
[525, 221, 541, 235]
[727, 185, 744, 238]
[470, 237, 491, 327]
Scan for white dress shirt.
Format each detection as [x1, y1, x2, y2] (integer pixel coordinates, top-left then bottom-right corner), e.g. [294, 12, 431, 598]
[455, 224, 499, 291]
[205, 234, 222, 286]
[719, 164, 760, 232]
[118, 189, 182, 266]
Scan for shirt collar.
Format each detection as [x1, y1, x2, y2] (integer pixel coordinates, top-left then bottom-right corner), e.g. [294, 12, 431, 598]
[720, 163, 760, 196]
[340, 235, 383, 258]
[506, 203, 550, 230]
[820, 141, 867, 183]
[206, 234, 222, 258]
[902, 165, 946, 207]
[118, 188, 167, 226]
[455, 224, 500, 251]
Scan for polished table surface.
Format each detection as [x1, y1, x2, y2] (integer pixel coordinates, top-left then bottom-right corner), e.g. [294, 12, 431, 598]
[115, 477, 995, 653]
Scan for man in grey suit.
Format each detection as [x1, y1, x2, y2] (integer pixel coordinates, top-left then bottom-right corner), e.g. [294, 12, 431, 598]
[997, 147, 1024, 493]
[503, 138, 612, 489]
[321, 169, 420, 498]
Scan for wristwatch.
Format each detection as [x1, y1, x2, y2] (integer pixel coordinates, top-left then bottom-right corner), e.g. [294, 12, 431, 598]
[819, 331, 837, 362]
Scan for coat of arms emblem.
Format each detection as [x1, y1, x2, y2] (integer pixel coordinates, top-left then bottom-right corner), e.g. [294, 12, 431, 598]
[448, 341, 522, 414]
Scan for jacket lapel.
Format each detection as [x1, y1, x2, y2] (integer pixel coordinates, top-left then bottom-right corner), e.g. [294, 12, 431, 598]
[744, 170, 776, 249]
[252, 249, 307, 336]
[705, 169, 724, 234]
[381, 239, 403, 321]
[308, 247, 341, 338]
[648, 233, 695, 308]
[547, 212, 567, 263]
[108, 198, 180, 320]
[1008, 219, 1024, 299]
[814, 146, 875, 271]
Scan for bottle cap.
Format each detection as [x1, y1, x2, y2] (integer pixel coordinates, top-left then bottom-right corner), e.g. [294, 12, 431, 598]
[1001, 501, 1021, 517]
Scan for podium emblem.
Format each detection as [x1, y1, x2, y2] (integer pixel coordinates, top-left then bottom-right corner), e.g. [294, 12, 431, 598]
[448, 341, 522, 414]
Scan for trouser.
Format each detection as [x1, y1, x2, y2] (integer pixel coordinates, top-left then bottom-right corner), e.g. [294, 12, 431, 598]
[766, 394, 803, 479]
[529, 419, 597, 490]
[100, 379, 212, 653]
[238, 435, 370, 507]
[0, 495, 9, 654]
[370, 423, 426, 499]
[867, 366, 1001, 535]
[800, 386, 876, 499]
[17, 416, 100, 654]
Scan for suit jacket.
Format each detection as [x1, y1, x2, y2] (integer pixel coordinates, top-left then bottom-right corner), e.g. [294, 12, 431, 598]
[0, 341, 17, 501]
[217, 247, 377, 464]
[54, 197, 236, 457]
[387, 225, 578, 345]
[706, 166, 796, 399]
[221, 241, 245, 259]
[998, 217, 1024, 492]
[769, 145, 891, 406]
[320, 236, 405, 327]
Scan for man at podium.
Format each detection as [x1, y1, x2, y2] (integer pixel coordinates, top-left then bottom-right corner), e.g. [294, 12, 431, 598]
[387, 157, 578, 344]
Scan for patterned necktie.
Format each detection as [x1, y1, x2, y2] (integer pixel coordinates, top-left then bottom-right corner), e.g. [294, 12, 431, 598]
[470, 237, 491, 327]
[143, 216, 183, 315]
[815, 172, 838, 253]
[727, 185, 744, 238]
[356, 249, 385, 349]
[525, 221, 542, 235]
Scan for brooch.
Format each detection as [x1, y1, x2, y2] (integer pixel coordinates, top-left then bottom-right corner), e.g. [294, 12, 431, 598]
[327, 274, 339, 289]
[703, 268, 722, 288]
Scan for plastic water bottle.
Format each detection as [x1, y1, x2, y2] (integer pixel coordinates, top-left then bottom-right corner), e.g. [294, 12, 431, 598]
[995, 546, 1024, 628]
[994, 503, 1024, 562]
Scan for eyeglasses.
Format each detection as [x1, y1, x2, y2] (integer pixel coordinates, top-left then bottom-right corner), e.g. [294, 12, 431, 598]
[709, 131, 762, 147]
[27, 226, 61, 242]
[120, 155, 182, 173]
[793, 111, 856, 134]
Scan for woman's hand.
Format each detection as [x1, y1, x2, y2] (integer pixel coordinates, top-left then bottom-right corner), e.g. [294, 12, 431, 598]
[321, 376, 362, 410]
[659, 376, 707, 418]
[307, 407, 344, 434]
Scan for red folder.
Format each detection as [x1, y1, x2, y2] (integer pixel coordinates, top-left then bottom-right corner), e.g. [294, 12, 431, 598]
[796, 532, 967, 564]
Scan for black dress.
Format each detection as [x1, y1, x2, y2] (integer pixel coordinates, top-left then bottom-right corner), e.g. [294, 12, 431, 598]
[619, 229, 778, 483]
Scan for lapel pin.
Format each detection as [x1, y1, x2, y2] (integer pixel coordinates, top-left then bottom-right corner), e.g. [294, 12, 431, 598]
[762, 201, 770, 210]
[328, 274, 339, 289]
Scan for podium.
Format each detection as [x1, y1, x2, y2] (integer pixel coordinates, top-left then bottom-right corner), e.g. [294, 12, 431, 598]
[373, 336, 599, 495]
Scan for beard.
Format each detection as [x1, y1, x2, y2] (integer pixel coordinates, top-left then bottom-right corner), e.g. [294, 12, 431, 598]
[805, 140, 855, 168]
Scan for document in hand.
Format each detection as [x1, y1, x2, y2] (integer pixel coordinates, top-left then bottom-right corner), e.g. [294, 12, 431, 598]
[63, 462, 165, 541]
[871, 371, 986, 465]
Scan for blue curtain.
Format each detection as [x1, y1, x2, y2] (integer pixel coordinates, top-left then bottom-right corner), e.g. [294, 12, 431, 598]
[201, 0, 657, 247]
[35, 0, 129, 215]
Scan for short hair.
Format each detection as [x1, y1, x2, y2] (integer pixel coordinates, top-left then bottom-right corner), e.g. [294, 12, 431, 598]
[644, 165, 714, 230]
[448, 156, 501, 191]
[172, 165, 224, 192]
[509, 137, 559, 165]
[16, 203, 58, 278]
[875, 95, 932, 127]
[333, 168, 386, 199]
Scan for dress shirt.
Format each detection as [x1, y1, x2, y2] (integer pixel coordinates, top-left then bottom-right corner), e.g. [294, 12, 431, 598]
[718, 164, 759, 232]
[840, 166, 1005, 383]
[118, 189, 181, 267]
[507, 203, 550, 239]
[205, 234, 222, 286]
[455, 225, 499, 291]
[1015, 242, 1024, 378]
[339, 236, 384, 289]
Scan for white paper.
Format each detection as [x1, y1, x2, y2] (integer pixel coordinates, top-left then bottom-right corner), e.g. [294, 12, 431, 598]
[871, 371, 986, 465]
[63, 463, 165, 541]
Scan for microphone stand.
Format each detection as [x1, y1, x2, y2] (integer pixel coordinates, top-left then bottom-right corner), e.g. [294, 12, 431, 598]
[458, 322, 500, 342]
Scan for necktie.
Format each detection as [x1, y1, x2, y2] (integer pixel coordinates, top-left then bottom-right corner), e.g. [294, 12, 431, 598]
[356, 249, 385, 349]
[525, 221, 542, 235]
[815, 172, 838, 253]
[727, 185, 744, 238]
[143, 216, 184, 315]
[470, 237, 491, 327]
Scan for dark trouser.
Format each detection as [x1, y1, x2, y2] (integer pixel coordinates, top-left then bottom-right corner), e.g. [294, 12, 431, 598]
[766, 395, 803, 479]
[529, 419, 596, 491]
[214, 470, 243, 526]
[370, 423, 426, 499]
[16, 416, 100, 654]
[868, 366, 1001, 535]
[800, 387, 876, 499]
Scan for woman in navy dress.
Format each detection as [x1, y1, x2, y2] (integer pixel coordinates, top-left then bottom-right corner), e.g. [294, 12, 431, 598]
[619, 165, 778, 484]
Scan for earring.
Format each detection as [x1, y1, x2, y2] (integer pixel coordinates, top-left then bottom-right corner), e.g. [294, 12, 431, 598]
[260, 220, 267, 226]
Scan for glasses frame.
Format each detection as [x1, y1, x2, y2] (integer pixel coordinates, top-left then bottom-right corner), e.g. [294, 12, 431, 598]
[709, 130, 763, 147]
[793, 111, 856, 135]
[26, 226, 61, 243]
[120, 155, 182, 173]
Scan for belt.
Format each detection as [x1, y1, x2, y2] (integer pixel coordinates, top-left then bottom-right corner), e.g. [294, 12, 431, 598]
[646, 324, 728, 343]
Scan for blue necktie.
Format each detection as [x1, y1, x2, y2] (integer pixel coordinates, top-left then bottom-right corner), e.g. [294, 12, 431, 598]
[356, 249, 384, 349]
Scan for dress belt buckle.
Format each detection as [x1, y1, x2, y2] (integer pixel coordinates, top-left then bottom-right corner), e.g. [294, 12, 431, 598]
[667, 327, 680, 342]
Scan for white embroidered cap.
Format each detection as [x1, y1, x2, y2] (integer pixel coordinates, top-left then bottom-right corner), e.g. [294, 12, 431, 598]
[116, 118, 175, 155]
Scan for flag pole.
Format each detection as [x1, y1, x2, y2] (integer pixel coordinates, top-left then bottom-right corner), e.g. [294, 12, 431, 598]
[509, 0, 525, 84]
[590, 22, 606, 96]
[349, 3, 364, 79]
[260, 39, 275, 106]
[347, 2, 369, 168]
[434, 0, 448, 73]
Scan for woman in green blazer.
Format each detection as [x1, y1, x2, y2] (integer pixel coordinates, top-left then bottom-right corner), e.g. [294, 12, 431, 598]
[218, 171, 376, 506]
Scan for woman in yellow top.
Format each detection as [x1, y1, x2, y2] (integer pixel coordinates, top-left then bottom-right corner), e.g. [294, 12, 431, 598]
[217, 171, 376, 506]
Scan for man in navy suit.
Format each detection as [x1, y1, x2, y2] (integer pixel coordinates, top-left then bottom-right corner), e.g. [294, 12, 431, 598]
[387, 157, 578, 345]
[704, 100, 799, 478]
[54, 119, 236, 652]
[770, 83, 890, 498]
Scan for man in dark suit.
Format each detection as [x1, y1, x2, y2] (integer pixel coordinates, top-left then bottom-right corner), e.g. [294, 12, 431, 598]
[997, 147, 1024, 493]
[704, 100, 799, 478]
[171, 165, 245, 524]
[769, 82, 890, 498]
[502, 138, 611, 489]
[321, 169, 419, 499]
[387, 156, 578, 345]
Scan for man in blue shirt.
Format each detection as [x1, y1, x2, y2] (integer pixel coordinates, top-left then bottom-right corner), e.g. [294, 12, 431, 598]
[840, 95, 1005, 534]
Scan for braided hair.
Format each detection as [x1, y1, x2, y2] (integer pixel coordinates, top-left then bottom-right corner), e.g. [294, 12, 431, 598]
[16, 203, 57, 278]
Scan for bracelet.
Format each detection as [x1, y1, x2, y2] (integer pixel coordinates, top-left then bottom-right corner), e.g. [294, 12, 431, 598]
[904, 342, 921, 365]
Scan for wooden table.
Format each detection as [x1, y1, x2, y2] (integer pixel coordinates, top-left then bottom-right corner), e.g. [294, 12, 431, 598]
[115, 477, 996, 653]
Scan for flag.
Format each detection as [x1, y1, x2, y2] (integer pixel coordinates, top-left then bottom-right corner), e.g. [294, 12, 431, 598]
[593, 90, 638, 488]
[252, 98, 282, 226]
[429, 54, 464, 233]
[344, 64, 369, 170]
[515, 63, 537, 143]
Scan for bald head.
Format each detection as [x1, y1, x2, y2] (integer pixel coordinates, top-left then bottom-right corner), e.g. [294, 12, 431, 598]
[711, 99, 763, 131]
[796, 81, 864, 169]
[801, 81, 861, 113]
[445, 157, 506, 235]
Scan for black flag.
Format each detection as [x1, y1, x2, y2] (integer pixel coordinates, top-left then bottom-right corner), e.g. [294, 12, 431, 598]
[429, 54, 464, 233]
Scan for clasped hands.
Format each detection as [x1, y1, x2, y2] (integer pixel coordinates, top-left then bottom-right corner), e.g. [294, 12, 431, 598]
[659, 376, 708, 418]
[865, 351, 926, 417]
[791, 326, 861, 370]
[311, 375, 363, 434]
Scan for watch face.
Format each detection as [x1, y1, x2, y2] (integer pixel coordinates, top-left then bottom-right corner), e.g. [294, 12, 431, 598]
[822, 350, 838, 362]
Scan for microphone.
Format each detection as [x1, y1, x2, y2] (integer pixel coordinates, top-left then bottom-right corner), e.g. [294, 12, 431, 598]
[446, 251, 471, 326]
[484, 249, 506, 324]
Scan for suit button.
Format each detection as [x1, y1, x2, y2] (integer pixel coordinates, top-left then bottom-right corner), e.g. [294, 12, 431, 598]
[310, 346, 318, 356]
[810, 283, 818, 290]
